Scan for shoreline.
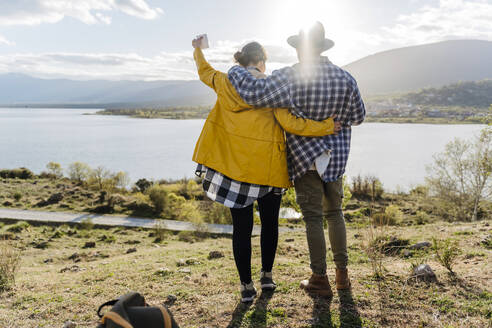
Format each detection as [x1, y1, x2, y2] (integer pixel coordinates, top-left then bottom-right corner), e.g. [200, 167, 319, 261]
[95, 108, 487, 124]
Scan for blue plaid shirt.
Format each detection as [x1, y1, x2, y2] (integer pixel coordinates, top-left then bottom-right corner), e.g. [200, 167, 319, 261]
[228, 57, 365, 182]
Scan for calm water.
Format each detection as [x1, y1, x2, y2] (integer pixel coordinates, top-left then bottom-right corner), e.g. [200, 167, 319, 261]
[0, 108, 485, 190]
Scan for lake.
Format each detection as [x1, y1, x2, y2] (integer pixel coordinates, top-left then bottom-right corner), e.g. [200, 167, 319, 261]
[0, 108, 485, 191]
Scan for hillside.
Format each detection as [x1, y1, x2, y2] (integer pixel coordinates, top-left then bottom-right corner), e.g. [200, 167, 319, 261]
[395, 80, 492, 108]
[0, 73, 216, 107]
[344, 40, 492, 95]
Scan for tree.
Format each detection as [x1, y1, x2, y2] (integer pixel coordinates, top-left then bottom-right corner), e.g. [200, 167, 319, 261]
[46, 162, 63, 179]
[135, 178, 153, 193]
[112, 171, 130, 190]
[67, 162, 91, 182]
[89, 166, 112, 191]
[426, 130, 491, 221]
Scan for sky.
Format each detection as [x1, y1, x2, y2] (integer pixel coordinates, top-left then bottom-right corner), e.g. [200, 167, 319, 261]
[0, 0, 491, 81]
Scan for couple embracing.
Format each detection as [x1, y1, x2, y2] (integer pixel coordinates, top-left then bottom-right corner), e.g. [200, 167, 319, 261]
[192, 22, 365, 303]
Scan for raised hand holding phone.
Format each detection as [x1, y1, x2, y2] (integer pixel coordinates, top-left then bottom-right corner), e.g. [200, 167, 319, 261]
[192, 34, 209, 49]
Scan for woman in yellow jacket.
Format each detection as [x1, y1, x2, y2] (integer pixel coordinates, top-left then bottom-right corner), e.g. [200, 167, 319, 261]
[192, 38, 340, 302]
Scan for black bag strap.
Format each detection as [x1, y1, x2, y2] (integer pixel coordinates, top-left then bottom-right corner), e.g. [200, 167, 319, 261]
[97, 299, 119, 318]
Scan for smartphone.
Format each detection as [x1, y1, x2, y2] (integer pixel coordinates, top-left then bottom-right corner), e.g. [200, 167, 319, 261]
[196, 34, 209, 49]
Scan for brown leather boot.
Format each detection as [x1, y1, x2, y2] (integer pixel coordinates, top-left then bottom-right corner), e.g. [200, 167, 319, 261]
[335, 268, 351, 290]
[300, 273, 333, 297]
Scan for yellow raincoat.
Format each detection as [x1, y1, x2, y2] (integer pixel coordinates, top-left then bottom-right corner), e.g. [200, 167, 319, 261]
[192, 48, 335, 188]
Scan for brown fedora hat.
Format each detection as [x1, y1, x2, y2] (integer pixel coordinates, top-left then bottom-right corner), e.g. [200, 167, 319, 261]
[287, 21, 334, 52]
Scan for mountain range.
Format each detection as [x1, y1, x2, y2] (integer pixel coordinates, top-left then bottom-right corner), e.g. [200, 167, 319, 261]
[1, 40, 491, 107]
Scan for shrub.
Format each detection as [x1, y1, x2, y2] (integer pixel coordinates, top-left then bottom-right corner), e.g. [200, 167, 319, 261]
[46, 162, 63, 179]
[342, 176, 352, 209]
[87, 166, 111, 191]
[12, 192, 22, 202]
[0, 241, 21, 292]
[112, 171, 130, 190]
[152, 220, 168, 242]
[78, 218, 94, 230]
[410, 185, 429, 197]
[281, 188, 301, 212]
[432, 238, 462, 274]
[350, 174, 384, 200]
[177, 179, 202, 200]
[175, 200, 203, 222]
[415, 211, 431, 225]
[67, 162, 91, 183]
[148, 185, 170, 215]
[6, 221, 30, 233]
[99, 234, 116, 243]
[0, 168, 34, 180]
[372, 205, 403, 226]
[205, 202, 232, 225]
[426, 130, 491, 221]
[135, 178, 153, 193]
[178, 230, 196, 243]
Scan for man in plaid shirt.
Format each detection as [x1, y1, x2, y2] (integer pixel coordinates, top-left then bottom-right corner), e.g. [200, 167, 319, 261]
[228, 22, 365, 297]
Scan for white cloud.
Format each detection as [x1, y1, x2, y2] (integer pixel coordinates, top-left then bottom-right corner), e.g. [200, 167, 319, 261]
[324, 0, 492, 65]
[0, 0, 163, 26]
[0, 34, 13, 45]
[0, 40, 298, 80]
[380, 0, 492, 45]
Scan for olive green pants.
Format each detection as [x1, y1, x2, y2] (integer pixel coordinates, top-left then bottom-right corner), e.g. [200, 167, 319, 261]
[294, 171, 348, 275]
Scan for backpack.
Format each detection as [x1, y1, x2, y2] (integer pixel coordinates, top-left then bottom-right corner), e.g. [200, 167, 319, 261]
[96, 292, 179, 328]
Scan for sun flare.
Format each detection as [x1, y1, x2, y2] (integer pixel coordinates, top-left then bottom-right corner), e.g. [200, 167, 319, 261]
[268, 0, 348, 46]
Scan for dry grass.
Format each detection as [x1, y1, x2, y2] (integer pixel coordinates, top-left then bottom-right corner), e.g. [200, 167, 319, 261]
[0, 218, 489, 328]
[0, 240, 21, 292]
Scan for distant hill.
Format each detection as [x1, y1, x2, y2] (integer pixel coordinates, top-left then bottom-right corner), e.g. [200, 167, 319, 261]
[1, 40, 492, 107]
[344, 40, 492, 95]
[0, 73, 216, 107]
[395, 80, 492, 108]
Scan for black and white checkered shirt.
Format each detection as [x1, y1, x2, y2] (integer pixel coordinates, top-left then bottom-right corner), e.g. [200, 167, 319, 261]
[196, 164, 281, 208]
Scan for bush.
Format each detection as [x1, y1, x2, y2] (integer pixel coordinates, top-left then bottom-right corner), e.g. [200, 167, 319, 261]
[67, 162, 91, 183]
[135, 178, 153, 193]
[432, 238, 462, 274]
[175, 200, 203, 222]
[78, 218, 94, 230]
[177, 179, 202, 200]
[152, 220, 168, 242]
[426, 130, 491, 221]
[342, 176, 352, 209]
[372, 205, 403, 226]
[12, 192, 22, 202]
[410, 185, 429, 197]
[350, 174, 384, 200]
[415, 211, 431, 225]
[6, 221, 30, 233]
[112, 171, 130, 190]
[0, 242, 21, 292]
[0, 168, 34, 180]
[281, 188, 301, 212]
[87, 166, 111, 191]
[46, 162, 63, 179]
[205, 202, 232, 225]
[148, 185, 170, 215]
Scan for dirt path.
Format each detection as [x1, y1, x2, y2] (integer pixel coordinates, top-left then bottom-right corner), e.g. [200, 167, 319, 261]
[0, 207, 297, 235]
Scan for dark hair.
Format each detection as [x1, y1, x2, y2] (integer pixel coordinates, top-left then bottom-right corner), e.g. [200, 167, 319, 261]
[233, 42, 267, 67]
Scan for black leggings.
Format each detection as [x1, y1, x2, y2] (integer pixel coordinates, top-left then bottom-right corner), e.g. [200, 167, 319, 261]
[230, 191, 281, 284]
